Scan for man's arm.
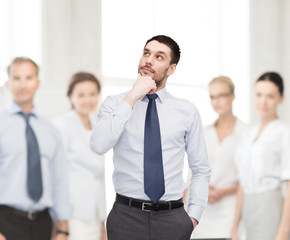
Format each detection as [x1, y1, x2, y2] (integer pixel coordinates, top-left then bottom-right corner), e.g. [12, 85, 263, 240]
[90, 74, 156, 155]
[186, 107, 211, 223]
[50, 132, 71, 234]
[54, 221, 69, 240]
[0, 233, 6, 240]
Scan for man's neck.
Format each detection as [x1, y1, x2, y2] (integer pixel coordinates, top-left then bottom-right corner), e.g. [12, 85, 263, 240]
[16, 101, 34, 114]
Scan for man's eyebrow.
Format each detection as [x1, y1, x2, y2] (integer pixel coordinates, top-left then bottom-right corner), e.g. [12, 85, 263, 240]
[144, 48, 167, 56]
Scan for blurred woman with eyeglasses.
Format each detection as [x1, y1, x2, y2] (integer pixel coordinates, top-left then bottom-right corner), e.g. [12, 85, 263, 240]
[192, 76, 247, 239]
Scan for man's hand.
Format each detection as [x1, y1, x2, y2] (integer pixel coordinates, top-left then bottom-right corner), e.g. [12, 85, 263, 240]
[101, 221, 107, 240]
[124, 73, 157, 107]
[53, 221, 68, 240]
[54, 234, 67, 240]
[190, 217, 198, 230]
[0, 233, 6, 240]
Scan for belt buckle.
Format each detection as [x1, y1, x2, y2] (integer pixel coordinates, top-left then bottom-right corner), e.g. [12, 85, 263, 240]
[27, 211, 36, 220]
[142, 202, 153, 212]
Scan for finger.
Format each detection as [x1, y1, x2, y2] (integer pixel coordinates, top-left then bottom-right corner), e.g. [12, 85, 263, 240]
[147, 90, 154, 95]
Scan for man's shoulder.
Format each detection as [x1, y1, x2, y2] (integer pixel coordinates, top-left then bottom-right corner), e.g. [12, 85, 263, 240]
[0, 108, 7, 117]
[37, 114, 62, 137]
[100, 91, 129, 108]
[0, 108, 15, 124]
[105, 91, 128, 101]
[166, 92, 197, 111]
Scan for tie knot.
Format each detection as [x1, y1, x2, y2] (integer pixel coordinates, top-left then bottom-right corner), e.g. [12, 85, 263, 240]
[19, 112, 32, 121]
[147, 93, 158, 101]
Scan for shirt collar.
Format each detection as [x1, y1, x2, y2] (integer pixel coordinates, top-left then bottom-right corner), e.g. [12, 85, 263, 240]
[141, 87, 167, 103]
[6, 101, 38, 117]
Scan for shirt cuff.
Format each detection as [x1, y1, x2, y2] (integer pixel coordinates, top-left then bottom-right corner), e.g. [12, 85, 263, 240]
[187, 204, 204, 222]
[50, 205, 71, 221]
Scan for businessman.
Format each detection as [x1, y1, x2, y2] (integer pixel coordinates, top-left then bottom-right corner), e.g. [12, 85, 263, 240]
[91, 35, 211, 240]
[0, 57, 70, 240]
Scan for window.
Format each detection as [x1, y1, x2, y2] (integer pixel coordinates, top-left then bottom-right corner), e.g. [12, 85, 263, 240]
[0, 0, 42, 87]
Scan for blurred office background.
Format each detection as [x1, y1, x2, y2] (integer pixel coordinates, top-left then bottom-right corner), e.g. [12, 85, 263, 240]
[1, 0, 290, 209]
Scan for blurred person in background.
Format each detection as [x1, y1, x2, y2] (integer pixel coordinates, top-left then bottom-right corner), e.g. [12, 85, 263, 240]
[231, 72, 290, 240]
[54, 72, 107, 240]
[0, 57, 70, 240]
[191, 76, 247, 239]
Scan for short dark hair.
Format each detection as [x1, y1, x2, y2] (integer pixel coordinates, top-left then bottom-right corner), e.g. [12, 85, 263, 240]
[256, 72, 284, 95]
[67, 71, 101, 97]
[145, 35, 181, 65]
[7, 57, 39, 76]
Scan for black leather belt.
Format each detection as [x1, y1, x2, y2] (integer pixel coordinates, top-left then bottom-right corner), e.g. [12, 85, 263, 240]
[116, 194, 184, 211]
[0, 205, 49, 220]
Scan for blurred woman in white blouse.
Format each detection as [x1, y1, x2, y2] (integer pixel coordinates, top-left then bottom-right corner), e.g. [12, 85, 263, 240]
[192, 76, 247, 239]
[231, 72, 290, 240]
[54, 72, 107, 240]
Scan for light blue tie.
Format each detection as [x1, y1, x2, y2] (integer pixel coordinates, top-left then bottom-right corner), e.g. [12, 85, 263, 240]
[20, 112, 43, 202]
[144, 93, 165, 203]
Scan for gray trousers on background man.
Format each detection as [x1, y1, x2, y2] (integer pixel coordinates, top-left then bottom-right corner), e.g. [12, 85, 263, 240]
[107, 200, 193, 240]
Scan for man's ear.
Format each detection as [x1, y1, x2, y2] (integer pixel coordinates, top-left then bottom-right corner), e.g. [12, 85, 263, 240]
[167, 64, 176, 76]
[5, 80, 10, 90]
[36, 78, 41, 90]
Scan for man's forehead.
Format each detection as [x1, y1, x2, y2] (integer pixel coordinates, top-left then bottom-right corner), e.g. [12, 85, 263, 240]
[10, 62, 37, 71]
[144, 40, 171, 55]
[9, 63, 38, 77]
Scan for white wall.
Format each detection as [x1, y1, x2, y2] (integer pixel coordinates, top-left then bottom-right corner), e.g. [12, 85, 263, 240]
[39, 0, 102, 119]
[250, 0, 290, 123]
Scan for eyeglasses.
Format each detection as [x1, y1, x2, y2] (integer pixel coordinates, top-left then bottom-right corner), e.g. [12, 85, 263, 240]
[209, 92, 233, 100]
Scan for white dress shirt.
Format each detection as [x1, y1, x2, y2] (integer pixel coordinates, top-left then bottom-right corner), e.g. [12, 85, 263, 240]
[90, 88, 211, 221]
[235, 119, 290, 194]
[0, 102, 71, 220]
[54, 111, 106, 221]
[192, 119, 247, 238]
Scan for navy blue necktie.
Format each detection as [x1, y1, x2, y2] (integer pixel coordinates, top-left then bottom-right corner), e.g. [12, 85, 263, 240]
[20, 112, 43, 202]
[144, 93, 165, 203]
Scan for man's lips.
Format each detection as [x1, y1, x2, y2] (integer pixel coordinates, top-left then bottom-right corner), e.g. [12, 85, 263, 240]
[141, 66, 154, 73]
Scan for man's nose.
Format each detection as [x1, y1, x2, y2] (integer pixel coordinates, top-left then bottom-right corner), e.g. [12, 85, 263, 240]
[20, 79, 27, 88]
[146, 55, 154, 65]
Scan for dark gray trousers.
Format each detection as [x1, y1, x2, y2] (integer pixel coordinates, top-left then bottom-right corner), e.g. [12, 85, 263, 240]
[0, 206, 52, 240]
[107, 201, 193, 240]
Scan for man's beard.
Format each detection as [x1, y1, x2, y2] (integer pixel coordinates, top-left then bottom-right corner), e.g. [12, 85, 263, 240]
[139, 65, 168, 88]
